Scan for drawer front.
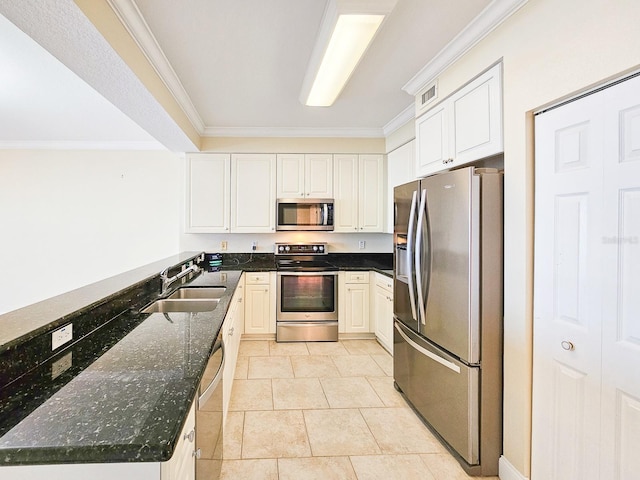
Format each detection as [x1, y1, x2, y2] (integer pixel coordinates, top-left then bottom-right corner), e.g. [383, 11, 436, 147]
[245, 272, 270, 284]
[375, 273, 393, 292]
[345, 271, 369, 284]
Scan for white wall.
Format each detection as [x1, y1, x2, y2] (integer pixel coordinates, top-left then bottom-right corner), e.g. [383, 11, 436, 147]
[0, 149, 182, 314]
[179, 231, 392, 254]
[413, 0, 640, 477]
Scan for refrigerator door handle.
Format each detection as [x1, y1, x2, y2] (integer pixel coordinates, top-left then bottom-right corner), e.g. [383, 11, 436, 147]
[406, 190, 419, 323]
[415, 188, 428, 325]
[395, 323, 461, 373]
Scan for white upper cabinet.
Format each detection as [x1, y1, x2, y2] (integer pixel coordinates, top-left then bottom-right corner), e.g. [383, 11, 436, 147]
[185, 153, 230, 233]
[276, 154, 333, 199]
[334, 154, 385, 232]
[385, 140, 416, 233]
[416, 63, 503, 177]
[231, 153, 276, 233]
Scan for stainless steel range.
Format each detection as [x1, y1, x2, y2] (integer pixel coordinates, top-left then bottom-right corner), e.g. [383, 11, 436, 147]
[275, 242, 338, 342]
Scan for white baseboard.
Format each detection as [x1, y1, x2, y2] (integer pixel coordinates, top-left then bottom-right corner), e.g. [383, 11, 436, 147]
[499, 456, 529, 480]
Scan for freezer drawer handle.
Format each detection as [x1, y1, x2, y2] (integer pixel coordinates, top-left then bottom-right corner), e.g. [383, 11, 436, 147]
[395, 323, 461, 373]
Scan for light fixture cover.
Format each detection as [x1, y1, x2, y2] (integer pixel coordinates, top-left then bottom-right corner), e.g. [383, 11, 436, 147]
[300, 0, 398, 107]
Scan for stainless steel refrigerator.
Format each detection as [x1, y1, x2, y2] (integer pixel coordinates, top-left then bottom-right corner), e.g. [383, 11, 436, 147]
[393, 166, 503, 477]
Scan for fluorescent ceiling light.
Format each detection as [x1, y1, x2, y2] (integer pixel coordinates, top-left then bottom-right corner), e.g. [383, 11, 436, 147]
[300, 0, 397, 107]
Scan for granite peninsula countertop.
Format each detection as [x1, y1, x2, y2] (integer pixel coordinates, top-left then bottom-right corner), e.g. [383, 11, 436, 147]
[0, 251, 392, 467]
[0, 269, 242, 466]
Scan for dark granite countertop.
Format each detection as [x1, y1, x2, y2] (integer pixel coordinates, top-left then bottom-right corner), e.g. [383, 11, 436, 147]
[0, 251, 392, 467]
[0, 269, 242, 466]
[217, 252, 392, 273]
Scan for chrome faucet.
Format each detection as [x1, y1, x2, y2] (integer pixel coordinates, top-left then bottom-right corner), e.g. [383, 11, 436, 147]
[160, 262, 202, 296]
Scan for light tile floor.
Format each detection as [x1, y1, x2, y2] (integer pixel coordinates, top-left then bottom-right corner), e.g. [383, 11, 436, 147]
[221, 339, 499, 480]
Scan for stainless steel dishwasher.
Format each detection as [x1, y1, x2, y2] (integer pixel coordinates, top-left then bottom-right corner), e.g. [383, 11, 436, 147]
[195, 329, 224, 479]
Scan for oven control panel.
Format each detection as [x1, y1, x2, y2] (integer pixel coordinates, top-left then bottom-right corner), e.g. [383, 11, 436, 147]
[275, 243, 327, 255]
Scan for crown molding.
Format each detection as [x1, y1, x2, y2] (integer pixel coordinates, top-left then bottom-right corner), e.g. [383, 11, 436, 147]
[382, 103, 414, 136]
[0, 141, 167, 151]
[203, 126, 385, 138]
[107, 0, 206, 134]
[403, 0, 528, 95]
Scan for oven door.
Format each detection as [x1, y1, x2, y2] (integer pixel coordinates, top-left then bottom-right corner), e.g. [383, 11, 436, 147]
[276, 271, 338, 321]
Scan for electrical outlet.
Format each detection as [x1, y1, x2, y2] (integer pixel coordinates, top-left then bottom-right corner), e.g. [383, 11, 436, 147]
[359, 240, 366, 249]
[221, 240, 227, 251]
[252, 241, 257, 251]
[52, 324, 73, 350]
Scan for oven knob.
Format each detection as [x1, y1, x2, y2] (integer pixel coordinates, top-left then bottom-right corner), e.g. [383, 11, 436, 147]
[313, 245, 318, 252]
[278, 246, 284, 252]
[285, 246, 290, 252]
[318, 245, 324, 252]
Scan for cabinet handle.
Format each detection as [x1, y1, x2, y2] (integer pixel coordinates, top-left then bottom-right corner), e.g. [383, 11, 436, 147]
[229, 326, 234, 337]
[561, 341, 575, 351]
[238, 298, 243, 303]
[193, 448, 201, 459]
[264, 288, 268, 292]
[184, 429, 195, 442]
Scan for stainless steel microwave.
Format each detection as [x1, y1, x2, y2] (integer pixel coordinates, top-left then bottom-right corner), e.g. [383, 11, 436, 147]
[276, 198, 334, 231]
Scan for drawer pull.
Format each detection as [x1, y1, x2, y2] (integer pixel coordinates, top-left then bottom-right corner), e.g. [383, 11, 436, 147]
[228, 327, 234, 337]
[184, 429, 195, 443]
[193, 448, 201, 459]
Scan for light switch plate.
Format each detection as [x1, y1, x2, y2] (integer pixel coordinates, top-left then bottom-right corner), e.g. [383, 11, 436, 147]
[52, 324, 73, 350]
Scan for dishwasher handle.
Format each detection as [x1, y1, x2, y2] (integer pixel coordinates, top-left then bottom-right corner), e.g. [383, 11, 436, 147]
[198, 340, 225, 410]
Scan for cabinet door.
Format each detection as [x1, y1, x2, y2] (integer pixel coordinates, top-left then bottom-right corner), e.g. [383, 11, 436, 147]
[244, 284, 271, 334]
[222, 280, 243, 422]
[185, 153, 230, 233]
[305, 154, 333, 197]
[231, 154, 276, 233]
[161, 402, 196, 480]
[415, 102, 449, 177]
[344, 283, 370, 333]
[333, 154, 359, 232]
[373, 284, 393, 354]
[450, 63, 503, 165]
[358, 154, 385, 232]
[276, 154, 305, 199]
[386, 140, 415, 233]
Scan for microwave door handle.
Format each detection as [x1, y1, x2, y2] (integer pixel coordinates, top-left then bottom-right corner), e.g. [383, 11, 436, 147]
[322, 203, 328, 226]
[406, 190, 419, 324]
[415, 189, 427, 326]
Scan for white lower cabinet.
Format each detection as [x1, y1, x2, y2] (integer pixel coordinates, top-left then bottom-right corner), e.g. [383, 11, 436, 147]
[161, 401, 196, 480]
[339, 271, 370, 334]
[244, 272, 275, 335]
[372, 273, 394, 353]
[222, 274, 244, 423]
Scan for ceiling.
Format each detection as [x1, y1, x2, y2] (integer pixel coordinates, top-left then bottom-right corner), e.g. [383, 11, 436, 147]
[0, 0, 496, 149]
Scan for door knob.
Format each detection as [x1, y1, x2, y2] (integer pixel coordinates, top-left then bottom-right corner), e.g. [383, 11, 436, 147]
[561, 341, 575, 351]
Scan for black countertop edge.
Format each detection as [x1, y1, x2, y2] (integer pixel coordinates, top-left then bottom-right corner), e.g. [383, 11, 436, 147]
[0, 252, 204, 351]
[0, 270, 242, 466]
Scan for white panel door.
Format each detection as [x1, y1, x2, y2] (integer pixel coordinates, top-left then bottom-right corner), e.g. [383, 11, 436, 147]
[276, 153, 305, 199]
[358, 154, 385, 232]
[231, 154, 276, 233]
[599, 75, 640, 480]
[333, 154, 359, 232]
[415, 102, 449, 177]
[185, 153, 230, 233]
[305, 154, 333, 198]
[533, 73, 640, 480]
[533, 90, 604, 480]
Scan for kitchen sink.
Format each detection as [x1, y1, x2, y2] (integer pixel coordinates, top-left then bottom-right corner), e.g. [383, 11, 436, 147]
[141, 298, 220, 313]
[166, 287, 226, 300]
